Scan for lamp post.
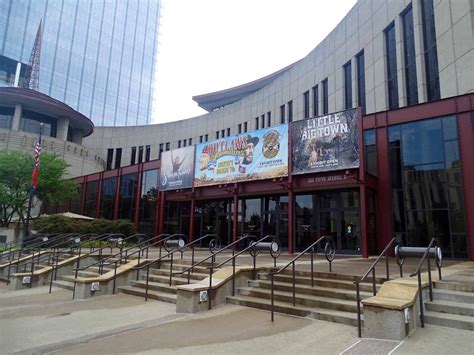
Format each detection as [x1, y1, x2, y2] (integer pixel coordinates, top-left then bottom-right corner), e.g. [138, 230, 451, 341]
[24, 122, 44, 239]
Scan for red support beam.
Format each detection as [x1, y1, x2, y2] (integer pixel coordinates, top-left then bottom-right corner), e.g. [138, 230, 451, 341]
[457, 112, 474, 260]
[113, 170, 121, 220]
[189, 192, 195, 242]
[133, 167, 143, 227]
[233, 189, 239, 250]
[357, 107, 368, 257]
[95, 172, 103, 219]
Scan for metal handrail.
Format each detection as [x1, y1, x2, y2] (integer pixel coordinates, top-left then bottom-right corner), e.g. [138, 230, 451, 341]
[1, 233, 63, 263]
[207, 234, 272, 310]
[171, 235, 244, 285]
[354, 237, 398, 337]
[268, 235, 335, 322]
[168, 234, 219, 285]
[409, 238, 440, 328]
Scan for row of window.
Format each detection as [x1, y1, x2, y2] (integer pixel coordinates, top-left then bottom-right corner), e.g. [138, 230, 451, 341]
[177, 138, 192, 148]
[385, 0, 439, 109]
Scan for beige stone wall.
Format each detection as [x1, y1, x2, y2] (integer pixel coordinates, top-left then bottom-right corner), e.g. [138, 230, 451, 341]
[0, 128, 104, 178]
[84, 0, 473, 168]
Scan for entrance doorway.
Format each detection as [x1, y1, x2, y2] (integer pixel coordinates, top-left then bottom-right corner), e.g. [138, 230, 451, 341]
[295, 189, 360, 254]
[239, 196, 289, 248]
[195, 199, 233, 245]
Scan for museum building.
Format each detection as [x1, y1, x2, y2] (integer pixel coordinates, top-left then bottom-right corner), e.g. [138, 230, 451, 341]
[44, 0, 472, 259]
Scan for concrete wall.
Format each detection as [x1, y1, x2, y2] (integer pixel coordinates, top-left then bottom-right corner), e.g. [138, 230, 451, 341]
[84, 0, 473, 168]
[0, 128, 104, 178]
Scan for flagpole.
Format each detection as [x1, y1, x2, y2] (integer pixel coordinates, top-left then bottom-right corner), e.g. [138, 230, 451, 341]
[24, 123, 44, 239]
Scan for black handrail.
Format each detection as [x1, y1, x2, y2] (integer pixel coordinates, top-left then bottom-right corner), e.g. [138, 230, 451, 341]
[1, 233, 62, 263]
[409, 238, 440, 328]
[171, 235, 249, 287]
[268, 235, 335, 322]
[354, 237, 398, 337]
[168, 234, 219, 286]
[207, 234, 272, 310]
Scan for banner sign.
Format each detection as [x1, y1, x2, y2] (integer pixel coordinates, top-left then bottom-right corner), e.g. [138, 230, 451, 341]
[194, 124, 288, 187]
[292, 109, 359, 174]
[160, 146, 195, 191]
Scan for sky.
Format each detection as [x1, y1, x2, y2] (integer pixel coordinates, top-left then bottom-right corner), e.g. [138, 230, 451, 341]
[152, 0, 358, 124]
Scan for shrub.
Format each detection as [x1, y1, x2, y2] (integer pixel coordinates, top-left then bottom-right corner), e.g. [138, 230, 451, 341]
[32, 215, 137, 236]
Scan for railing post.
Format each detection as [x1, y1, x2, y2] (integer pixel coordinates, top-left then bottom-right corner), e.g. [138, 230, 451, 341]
[310, 247, 314, 288]
[169, 252, 174, 286]
[29, 258, 35, 288]
[356, 282, 362, 338]
[145, 265, 150, 301]
[232, 257, 236, 296]
[253, 253, 256, 280]
[292, 262, 296, 306]
[371, 268, 376, 296]
[399, 262, 403, 278]
[427, 254, 433, 302]
[385, 255, 389, 281]
[137, 252, 141, 281]
[208, 265, 213, 310]
[271, 273, 275, 322]
[192, 247, 195, 267]
[49, 264, 55, 293]
[112, 260, 118, 294]
[418, 272, 424, 327]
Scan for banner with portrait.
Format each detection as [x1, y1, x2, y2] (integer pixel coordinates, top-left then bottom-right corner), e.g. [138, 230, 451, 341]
[159, 146, 195, 191]
[194, 124, 288, 187]
[292, 109, 359, 174]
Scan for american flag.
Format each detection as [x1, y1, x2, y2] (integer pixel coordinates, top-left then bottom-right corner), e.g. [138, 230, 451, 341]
[31, 136, 42, 190]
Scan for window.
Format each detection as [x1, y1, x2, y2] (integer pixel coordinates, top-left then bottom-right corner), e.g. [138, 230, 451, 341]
[145, 145, 150, 162]
[165, 142, 170, 151]
[244, 122, 248, 132]
[189, 138, 192, 145]
[280, 105, 286, 123]
[287, 100, 293, 122]
[388, 116, 466, 258]
[255, 117, 259, 130]
[106, 149, 113, 170]
[139, 169, 158, 235]
[226, 128, 230, 137]
[322, 79, 328, 114]
[20, 110, 57, 138]
[343, 61, 352, 109]
[199, 135, 203, 143]
[385, 23, 399, 109]
[119, 173, 138, 221]
[0, 107, 13, 129]
[221, 129, 225, 138]
[238, 124, 242, 134]
[402, 6, 418, 105]
[183, 139, 187, 147]
[84, 181, 100, 217]
[364, 129, 377, 175]
[100, 177, 116, 219]
[216, 131, 219, 139]
[312, 85, 319, 117]
[356, 51, 366, 113]
[178, 140, 182, 148]
[267, 112, 271, 127]
[421, 0, 440, 101]
[205, 134, 208, 142]
[138, 146, 144, 163]
[303, 91, 310, 118]
[131, 147, 137, 165]
[159, 143, 164, 159]
[115, 148, 122, 169]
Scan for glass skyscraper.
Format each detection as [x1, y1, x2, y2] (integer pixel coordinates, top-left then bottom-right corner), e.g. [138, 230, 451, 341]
[0, 0, 161, 126]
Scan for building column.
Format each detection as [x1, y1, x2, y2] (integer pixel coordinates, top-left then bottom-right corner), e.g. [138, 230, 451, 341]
[13, 62, 21, 87]
[157, 191, 166, 235]
[233, 190, 238, 250]
[288, 189, 294, 254]
[56, 117, 70, 141]
[113, 172, 121, 220]
[457, 112, 474, 260]
[134, 168, 143, 227]
[95, 173, 103, 219]
[11, 104, 22, 130]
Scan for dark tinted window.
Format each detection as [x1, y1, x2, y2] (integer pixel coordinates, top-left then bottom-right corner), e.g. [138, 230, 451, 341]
[402, 6, 419, 105]
[303, 91, 310, 118]
[312, 85, 319, 117]
[385, 23, 399, 109]
[421, 0, 440, 101]
[322, 79, 328, 114]
[356, 51, 366, 113]
[343, 61, 352, 109]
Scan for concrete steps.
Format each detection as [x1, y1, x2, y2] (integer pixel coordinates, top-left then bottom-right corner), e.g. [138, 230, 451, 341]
[424, 284, 474, 331]
[227, 270, 380, 326]
[52, 279, 75, 291]
[227, 295, 360, 327]
[118, 286, 177, 303]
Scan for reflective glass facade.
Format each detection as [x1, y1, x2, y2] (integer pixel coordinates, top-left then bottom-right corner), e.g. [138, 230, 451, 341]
[0, 0, 161, 127]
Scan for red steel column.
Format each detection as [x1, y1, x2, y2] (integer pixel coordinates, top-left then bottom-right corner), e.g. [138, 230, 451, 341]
[157, 191, 166, 235]
[288, 189, 294, 254]
[233, 188, 239, 249]
[113, 170, 121, 220]
[133, 167, 143, 227]
[457, 112, 474, 260]
[376, 126, 393, 253]
[79, 178, 87, 216]
[95, 172, 104, 219]
[358, 107, 368, 257]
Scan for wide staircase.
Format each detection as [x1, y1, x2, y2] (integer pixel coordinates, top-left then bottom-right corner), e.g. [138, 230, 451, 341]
[118, 260, 211, 304]
[423, 266, 474, 331]
[227, 269, 384, 326]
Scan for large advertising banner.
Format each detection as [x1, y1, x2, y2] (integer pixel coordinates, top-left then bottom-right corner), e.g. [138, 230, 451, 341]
[194, 124, 289, 187]
[159, 146, 195, 191]
[292, 109, 359, 174]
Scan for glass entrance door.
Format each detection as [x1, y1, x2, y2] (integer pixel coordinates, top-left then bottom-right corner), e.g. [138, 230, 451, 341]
[195, 199, 233, 246]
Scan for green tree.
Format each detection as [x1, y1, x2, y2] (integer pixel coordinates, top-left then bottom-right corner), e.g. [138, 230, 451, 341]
[0, 150, 78, 227]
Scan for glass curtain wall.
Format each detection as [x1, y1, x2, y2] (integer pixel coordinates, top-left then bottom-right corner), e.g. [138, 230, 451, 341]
[100, 177, 116, 219]
[163, 201, 190, 236]
[389, 116, 467, 258]
[139, 169, 158, 235]
[118, 173, 137, 221]
[69, 184, 83, 214]
[0, 107, 13, 129]
[83, 180, 99, 217]
[195, 199, 233, 246]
